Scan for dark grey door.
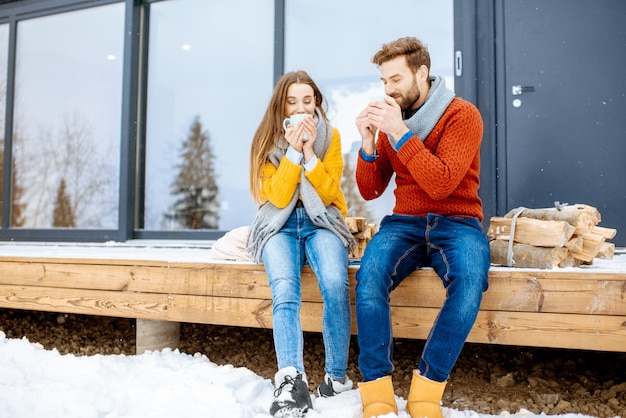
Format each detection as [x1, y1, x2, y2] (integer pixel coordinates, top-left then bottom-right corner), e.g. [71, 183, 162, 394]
[501, 0, 626, 245]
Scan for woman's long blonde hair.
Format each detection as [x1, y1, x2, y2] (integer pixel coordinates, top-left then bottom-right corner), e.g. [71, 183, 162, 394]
[249, 70, 328, 204]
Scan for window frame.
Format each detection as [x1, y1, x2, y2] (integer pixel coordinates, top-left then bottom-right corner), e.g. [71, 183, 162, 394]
[0, 0, 285, 242]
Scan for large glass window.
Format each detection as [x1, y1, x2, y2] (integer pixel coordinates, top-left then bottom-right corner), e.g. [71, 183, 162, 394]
[11, 3, 124, 229]
[0, 0, 454, 241]
[0, 23, 8, 225]
[143, 0, 274, 231]
[285, 0, 454, 224]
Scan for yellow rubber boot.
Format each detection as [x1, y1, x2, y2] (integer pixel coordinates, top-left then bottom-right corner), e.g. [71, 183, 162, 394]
[406, 370, 447, 418]
[357, 376, 398, 418]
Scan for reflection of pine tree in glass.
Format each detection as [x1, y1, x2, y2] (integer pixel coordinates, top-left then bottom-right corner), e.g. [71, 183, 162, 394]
[53, 178, 76, 227]
[341, 152, 374, 221]
[166, 116, 219, 229]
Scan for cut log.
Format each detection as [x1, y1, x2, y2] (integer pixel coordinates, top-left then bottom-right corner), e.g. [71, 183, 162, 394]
[564, 235, 584, 253]
[347, 218, 377, 259]
[488, 216, 575, 247]
[569, 231, 605, 262]
[490, 240, 568, 269]
[558, 252, 584, 268]
[346, 217, 368, 233]
[353, 226, 373, 240]
[595, 242, 615, 260]
[505, 204, 600, 233]
[350, 239, 368, 259]
[592, 225, 617, 240]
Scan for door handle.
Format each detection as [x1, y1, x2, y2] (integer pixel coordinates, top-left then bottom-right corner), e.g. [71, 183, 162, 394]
[512, 85, 536, 95]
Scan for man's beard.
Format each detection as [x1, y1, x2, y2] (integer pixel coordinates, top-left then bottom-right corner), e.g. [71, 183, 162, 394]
[397, 81, 421, 111]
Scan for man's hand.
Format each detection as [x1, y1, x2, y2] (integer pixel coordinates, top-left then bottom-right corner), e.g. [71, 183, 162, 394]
[356, 106, 377, 155]
[367, 97, 409, 143]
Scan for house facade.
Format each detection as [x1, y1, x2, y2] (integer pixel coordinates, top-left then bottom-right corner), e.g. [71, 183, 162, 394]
[0, 0, 624, 245]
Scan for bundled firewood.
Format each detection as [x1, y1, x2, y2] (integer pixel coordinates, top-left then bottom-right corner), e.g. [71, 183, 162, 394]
[346, 217, 377, 259]
[488, 204, 617, 268]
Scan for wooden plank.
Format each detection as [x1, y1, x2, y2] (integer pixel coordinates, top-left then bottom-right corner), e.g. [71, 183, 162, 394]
[388, 307, 626, 351]
[0, 285, 171, 319]
[0, 261, 167, 291]
[465, 310, 626, 352]
[1, 260, 625, 316]
[1, 252, 625, 353]
[1, 282, 624, 352]
[0, 255, 171, 267]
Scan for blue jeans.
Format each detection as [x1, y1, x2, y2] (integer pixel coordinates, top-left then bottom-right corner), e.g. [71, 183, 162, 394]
[355, 213, 490, 383]
[261, 206, 351, 380]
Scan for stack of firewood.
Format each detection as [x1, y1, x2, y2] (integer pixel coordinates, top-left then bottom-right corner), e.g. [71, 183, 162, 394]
[488, 204, 617, 269]
[346, 217, 378, 259]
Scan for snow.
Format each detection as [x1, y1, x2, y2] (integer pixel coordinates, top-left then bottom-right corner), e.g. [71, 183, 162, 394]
[1, 240, 625, 272]
[1, 242, 624, 417]
[0, 333, 606, 418]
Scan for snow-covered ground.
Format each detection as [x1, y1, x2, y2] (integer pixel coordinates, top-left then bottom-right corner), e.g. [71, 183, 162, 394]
[0, 332, 608, 418]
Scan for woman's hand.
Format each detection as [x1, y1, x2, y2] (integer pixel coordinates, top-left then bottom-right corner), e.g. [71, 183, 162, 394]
[285, 116, 316, 163]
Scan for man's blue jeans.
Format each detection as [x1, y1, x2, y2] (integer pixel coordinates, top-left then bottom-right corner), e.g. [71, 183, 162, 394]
[262, 206, 351, 380]
[356, 213, 490, 383]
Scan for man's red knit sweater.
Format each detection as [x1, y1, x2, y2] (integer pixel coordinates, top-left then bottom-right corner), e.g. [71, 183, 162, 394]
[356, 97, 484, 222]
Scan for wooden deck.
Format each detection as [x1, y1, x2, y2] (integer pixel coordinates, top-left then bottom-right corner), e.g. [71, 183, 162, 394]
[0, 241, 624, 353]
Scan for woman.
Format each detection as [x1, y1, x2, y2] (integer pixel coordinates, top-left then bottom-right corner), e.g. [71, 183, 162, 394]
[247, 70, 355, 417]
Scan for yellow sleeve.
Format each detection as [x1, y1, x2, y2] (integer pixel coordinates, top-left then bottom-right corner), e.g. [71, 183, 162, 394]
[260, 127, 348, 217]
[260, 156, 302, 208]
[304, 128, 348, 217]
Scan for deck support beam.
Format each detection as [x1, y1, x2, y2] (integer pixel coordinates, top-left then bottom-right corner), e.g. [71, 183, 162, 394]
[136, 319, 180, 354]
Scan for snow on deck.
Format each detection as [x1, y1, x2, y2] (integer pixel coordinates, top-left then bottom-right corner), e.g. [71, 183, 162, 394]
[0, 241, 625, 273]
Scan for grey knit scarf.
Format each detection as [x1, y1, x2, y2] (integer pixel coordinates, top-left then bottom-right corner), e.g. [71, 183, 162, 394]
[246, 108, 356, 263]
[390, 75, 454, 147]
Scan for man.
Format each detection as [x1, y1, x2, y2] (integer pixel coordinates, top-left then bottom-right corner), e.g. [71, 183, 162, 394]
[354, 36, 490, 418]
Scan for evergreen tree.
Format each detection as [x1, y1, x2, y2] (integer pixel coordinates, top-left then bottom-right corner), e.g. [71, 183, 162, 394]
[165, 116, 219, 229]
[341, 151, 374, 221]
[53, 178, 75, 227]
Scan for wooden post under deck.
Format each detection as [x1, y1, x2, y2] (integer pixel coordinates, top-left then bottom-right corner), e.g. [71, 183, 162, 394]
[136, 319, 180, 354]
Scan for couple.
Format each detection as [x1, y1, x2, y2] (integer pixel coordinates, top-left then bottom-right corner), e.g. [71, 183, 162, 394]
[247, 36, 491, 418]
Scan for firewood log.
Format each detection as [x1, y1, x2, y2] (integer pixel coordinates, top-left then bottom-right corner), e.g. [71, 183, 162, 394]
[488, 216, 575, 247]
[490, 240, 568, 269]
[504, 204, 600, 234]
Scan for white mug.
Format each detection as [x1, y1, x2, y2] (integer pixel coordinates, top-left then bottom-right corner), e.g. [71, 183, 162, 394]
[283, 114, 312, 140]
[370, 96, 388, 104]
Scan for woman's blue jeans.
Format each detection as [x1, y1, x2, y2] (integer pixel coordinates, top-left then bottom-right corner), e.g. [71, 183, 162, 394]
[261, 206, 351, 380]
[355, 213, 490, 383]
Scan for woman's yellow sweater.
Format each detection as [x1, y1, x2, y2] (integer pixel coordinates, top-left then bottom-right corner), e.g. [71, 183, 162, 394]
[260, 127, 348, 218]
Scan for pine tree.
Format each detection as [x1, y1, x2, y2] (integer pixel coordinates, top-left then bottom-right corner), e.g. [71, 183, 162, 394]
[342, 152, 374, 221]
[165, 116, 219, 229]
[53, 178, 75, 227]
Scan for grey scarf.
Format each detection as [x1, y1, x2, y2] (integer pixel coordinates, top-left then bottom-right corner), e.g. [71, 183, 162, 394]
[390, 75, 454, 147]
[247, 108, 356, 263]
